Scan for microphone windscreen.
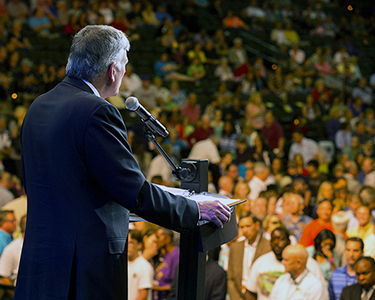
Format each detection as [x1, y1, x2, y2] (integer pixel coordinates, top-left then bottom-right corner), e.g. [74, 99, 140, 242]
[125, 97, 139, 111]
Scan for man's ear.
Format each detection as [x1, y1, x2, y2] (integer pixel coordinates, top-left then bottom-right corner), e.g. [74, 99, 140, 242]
[255, 221, 260, 231]
[108, 62, 116, 83]
[137, 242, 143, 251]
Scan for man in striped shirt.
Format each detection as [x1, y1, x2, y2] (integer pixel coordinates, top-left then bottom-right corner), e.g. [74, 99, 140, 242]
[328, 237, 364, 300]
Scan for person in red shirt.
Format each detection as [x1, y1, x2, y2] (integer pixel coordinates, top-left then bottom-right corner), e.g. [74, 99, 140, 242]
[299, 199, 335, 247]
[260, 110, 285, 157]
[181, 92, 201, 123]
[186, 114, 213, 148]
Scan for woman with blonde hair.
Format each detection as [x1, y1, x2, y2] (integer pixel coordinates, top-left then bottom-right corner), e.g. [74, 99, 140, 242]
[313, 181, 334, 217]
[316, 181, 334, 204]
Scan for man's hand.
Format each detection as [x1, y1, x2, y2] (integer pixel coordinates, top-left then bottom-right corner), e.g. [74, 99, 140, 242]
[198, 201, 231, 228]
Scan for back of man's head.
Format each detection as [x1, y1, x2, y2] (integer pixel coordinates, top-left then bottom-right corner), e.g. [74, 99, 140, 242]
[331, 211, 349, 232]
[66, 25, 130, 81]
[253, 162, 268, 180]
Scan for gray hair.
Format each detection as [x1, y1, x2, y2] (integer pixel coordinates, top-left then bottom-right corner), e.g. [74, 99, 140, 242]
[66, 25, 130, 81]
[253, 162, 268, 175]
[331, 211, 349, 231]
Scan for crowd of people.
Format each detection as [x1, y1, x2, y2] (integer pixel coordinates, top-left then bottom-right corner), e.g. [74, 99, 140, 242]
[0, 0, 375, 299]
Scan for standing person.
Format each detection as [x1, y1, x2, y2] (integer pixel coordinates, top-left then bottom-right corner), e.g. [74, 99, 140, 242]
[153, 228, 180, 300]
[346, 206, 374, 241]
[299, 199, 334, 247]
[269, 245, 328, 300]
[128, 229, 154, 300]
[0, 214, 27, 287]
[288, 129, 320, 167]
[0, 171, 15, 208]
[0, 210, 17, 256]
[282, 193, 312, 242]
[340, 257, 375, 300]
[260, 110, 285, 157]
[245, 227, 325, 300]
[306, 229, 340, 285]
[15, 25, 231, 300]
[328, 237, 364, 300]
[227, 212, 271, 300]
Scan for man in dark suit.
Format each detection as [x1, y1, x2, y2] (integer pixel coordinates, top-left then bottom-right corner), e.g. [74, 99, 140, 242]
[14, 25, 231, 300]
[340, 256, 375, 300]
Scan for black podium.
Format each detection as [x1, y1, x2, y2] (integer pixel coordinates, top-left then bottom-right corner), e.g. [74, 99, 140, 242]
[129, 158, 238, 300]
[177, 159, 238, 300]
[125, 99, 238, 300]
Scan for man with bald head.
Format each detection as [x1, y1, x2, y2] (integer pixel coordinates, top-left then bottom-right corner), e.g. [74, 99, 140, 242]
[269, 245, 328, 300]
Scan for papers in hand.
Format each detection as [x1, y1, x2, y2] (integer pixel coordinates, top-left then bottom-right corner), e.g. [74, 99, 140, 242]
[154, 185, 246, 208]
[155, 184, 245, 226]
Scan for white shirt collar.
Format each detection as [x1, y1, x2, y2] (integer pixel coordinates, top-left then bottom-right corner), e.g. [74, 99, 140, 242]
[245, 233, 260, 248]
[83, 79, 101, 98]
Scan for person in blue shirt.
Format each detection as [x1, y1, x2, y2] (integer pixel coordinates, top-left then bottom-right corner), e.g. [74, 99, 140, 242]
[328, 237, 364, 300]
[153, 52, 195, 82]
[0, 210, 17, 256]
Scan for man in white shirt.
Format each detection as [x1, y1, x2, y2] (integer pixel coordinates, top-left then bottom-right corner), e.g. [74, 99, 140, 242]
[128, 229, 154, 300]
[244, 227, 326, 300]
[269, 244, 328, 300]
[0, 215, 26, 286]
[288, 130, 319, 167]
[188, 135, 221, 164]
[248, 162, 269, 202]
[227, 212, 271, 300]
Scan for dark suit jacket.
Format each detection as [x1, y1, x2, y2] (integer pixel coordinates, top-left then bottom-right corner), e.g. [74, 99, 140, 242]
[14, 77, 199, 300]
[227, 236, 271, 300]
[340, 283, 375, 300]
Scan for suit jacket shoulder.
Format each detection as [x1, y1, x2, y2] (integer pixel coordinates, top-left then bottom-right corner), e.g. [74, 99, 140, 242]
[340, 283, 362, 300]
[254, 235, 271, 265]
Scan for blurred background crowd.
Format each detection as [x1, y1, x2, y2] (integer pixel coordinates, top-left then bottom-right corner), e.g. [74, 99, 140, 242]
[1, 0, 375, 299]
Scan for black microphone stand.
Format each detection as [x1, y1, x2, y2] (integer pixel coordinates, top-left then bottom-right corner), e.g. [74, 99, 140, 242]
[145, 128, 192, 180]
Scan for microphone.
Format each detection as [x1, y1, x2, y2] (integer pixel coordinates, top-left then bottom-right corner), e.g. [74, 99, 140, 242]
[125, 96, 169, 138]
